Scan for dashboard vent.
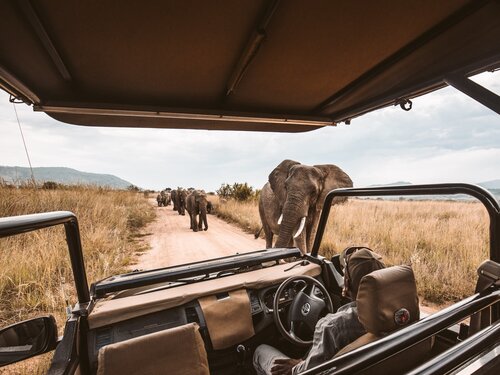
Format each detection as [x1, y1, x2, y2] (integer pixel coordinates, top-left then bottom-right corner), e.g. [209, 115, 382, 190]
[185, 307, 200, 324]
[96, 328, 113, 350]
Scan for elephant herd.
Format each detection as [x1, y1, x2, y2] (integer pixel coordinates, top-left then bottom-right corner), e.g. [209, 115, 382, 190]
[155, 159, 352, 250]
[157, 187, 213, 232]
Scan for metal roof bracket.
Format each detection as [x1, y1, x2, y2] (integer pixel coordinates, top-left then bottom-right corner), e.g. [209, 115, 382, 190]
[444, 74, 500, 115]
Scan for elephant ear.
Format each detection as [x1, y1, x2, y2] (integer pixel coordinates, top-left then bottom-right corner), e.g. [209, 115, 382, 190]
[268, 159, 300, 205]
[314, 164, 353, 209]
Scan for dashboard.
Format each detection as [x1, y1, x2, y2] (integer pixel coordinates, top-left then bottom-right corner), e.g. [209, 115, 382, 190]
[88, 277, 327, 372]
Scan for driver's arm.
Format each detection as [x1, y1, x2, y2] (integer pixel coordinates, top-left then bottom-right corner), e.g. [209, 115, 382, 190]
[292, 303, 364, 374]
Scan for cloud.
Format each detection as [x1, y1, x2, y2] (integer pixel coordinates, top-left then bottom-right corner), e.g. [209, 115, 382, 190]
[0, 71, 499, 191]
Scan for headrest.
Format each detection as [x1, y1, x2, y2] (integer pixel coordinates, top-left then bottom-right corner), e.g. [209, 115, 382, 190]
[357, 265, 419, 335]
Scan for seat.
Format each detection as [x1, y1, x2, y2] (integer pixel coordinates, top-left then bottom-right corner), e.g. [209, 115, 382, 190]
[96, 323, 209, 375]
[334, 265, 433, 375]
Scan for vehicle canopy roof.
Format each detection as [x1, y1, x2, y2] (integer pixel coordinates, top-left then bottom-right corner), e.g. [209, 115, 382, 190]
[1, 0, 499, 132]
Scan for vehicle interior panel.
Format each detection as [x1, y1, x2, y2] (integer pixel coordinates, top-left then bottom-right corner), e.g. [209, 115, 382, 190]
[88, 260, 321, 329]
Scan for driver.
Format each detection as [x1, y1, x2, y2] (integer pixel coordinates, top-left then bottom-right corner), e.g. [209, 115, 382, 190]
[253, 248, 385, 375]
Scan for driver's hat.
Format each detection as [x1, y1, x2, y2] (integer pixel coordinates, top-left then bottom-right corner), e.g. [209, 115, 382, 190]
[342, 247, 385, 299]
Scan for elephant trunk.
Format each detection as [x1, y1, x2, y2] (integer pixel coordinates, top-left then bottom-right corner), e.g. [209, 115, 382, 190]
[275, 194, 308, 251]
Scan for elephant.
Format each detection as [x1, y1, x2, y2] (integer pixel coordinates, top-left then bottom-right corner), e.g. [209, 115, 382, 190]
[156, 193, 163, 207]
[258, 159, 353, 255]
[163, 191, 171, 206]
[177, 188, 188, 216]
[159, 190, 170, 206]
[186, 190, 209, 232]
[171, 189, 178, 211]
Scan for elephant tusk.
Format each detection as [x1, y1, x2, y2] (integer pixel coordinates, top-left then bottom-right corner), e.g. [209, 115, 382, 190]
[293, 217, 306, 239]
[278, 214, 283, 225]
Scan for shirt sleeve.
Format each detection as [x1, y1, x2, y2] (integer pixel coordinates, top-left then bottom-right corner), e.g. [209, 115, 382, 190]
[292, 302, 365, 374]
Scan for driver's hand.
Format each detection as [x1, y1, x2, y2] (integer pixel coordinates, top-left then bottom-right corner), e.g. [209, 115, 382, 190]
[271, 358, 303, 375]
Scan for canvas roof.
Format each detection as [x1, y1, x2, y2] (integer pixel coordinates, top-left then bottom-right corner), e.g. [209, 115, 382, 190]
[1, 0, 499, 132]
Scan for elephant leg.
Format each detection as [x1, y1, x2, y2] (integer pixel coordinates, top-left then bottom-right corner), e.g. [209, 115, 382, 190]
[197, 214, 202, 231]
[192, 213, 198, 232]
[262, 223, 273, 248]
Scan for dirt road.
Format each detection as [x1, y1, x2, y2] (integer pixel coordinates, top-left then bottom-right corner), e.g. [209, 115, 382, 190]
[133, 199, 266, 269]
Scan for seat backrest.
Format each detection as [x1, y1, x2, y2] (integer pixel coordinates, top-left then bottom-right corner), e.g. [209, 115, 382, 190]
[97, 323, 209, 375]
[334, 265, 432, 374]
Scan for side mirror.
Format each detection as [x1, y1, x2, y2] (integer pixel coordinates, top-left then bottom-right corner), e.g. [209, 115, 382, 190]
[0, 316, 58, 367]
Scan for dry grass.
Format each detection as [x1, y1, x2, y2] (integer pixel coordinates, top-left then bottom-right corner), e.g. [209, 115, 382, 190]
[215, 198, 488, 304]
[0, 184, 155, 374]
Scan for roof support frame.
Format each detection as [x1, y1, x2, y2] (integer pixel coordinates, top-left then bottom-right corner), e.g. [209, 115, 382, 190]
[328, 54, 500, 123]
[445, 74, 500, 115]
[314, 0, 490, 114]
[18, 0, 72, 81]
[225, 0, 281, 97]
[0, 64, 40, 104]
[34, 103, 334, 127]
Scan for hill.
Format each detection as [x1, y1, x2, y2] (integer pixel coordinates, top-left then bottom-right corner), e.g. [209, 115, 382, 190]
[478, 180, 500, 190]
[0, 166, 133, 189]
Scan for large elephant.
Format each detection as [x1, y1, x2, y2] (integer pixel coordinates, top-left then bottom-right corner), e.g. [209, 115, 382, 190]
[186, 190, 209, 232]
[177, 188, 188, 216]
[171, 189, 178, 211]
[258, 159, 353, 255]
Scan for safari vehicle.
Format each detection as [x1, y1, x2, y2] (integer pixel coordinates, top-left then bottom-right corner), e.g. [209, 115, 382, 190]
[0, 1, 499, 374]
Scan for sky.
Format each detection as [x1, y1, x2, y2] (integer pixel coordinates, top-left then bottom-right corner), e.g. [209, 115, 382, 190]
[1, 71, 499, 192]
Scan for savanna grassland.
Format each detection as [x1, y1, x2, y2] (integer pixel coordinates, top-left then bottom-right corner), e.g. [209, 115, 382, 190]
[0, 183, 155, 374]
[215, 198, 489, 305]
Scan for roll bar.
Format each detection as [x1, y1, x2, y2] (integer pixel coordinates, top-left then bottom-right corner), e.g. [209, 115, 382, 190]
[311, 183, 500, 263]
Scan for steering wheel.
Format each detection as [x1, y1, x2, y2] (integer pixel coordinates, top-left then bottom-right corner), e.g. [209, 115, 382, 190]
[273, 275, 334, 347]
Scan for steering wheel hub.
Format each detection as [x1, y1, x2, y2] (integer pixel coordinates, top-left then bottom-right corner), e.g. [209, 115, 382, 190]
[301, 303, 311, 316]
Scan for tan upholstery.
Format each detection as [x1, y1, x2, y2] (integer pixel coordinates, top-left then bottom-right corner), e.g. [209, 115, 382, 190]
[97, 323, 209, 375]
[199, 289, 254, 350]
[334, 266, 432, 374]
[89, 261, 320, 329]
[357, 265, 420, 335]
[335, 333, 379, 357]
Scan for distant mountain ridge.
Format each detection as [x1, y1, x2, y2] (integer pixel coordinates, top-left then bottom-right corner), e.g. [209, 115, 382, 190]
[0, 166, 133, 189]
[478, 179, 500, 190]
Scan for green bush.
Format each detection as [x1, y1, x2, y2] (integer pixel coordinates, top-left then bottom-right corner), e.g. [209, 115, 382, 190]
[216, 182, 258, 201]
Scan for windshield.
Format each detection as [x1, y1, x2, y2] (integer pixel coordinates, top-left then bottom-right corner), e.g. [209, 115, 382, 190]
[0, 71, 499, 368]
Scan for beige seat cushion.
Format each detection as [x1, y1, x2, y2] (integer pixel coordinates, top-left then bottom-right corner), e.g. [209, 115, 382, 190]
[97, 323, 209, 375]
